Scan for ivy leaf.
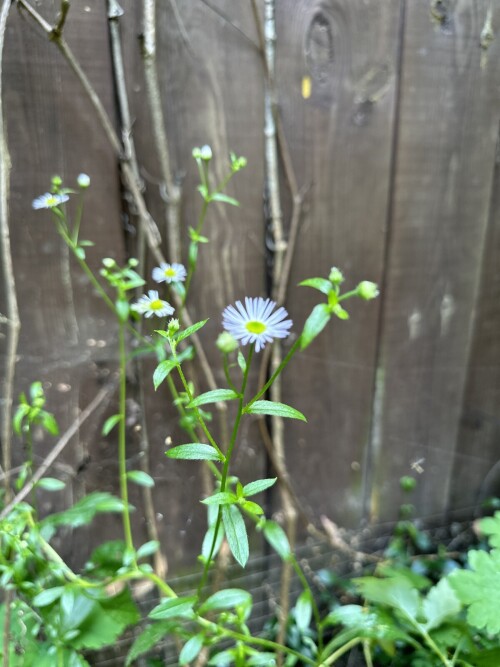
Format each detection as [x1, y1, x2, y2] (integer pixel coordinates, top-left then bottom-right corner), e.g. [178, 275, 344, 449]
[244, 400, 306, 422]
[300, 303, 331, 350]
[188, 389, 240, 408]
[450, 549, 500, 634]
[166, 443, 224, 462]
[422, 578, 461, 631]
[222, 504, 249, 567]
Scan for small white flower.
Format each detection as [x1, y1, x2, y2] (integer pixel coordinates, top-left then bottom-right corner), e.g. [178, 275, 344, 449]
[131, 290, 174, 319]
[32, 193, 69, 210]
[152, 262, 187, 284]
[222, 297, 292, 353]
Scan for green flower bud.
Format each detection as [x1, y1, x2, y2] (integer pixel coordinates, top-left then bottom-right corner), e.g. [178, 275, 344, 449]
[102, 257, 117, 268]
[216, 331, 239, 354]
[192, 147, 202, 159]
[77, 173, 90, 188]
[168, 318, 180, 335]
[200, 145, 213, 161]
[357, 281, 379, 300]
[329, 267, 344, 285]
[400, 476, 417, 492]
[51, 175, 62, 188]
[128, 257, 139, 268]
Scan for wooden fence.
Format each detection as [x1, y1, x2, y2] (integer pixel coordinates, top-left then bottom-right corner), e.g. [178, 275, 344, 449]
[1, 0, 500, 571]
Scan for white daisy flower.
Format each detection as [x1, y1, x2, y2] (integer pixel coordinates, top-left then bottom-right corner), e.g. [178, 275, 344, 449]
[32, 192, 70, 210]
[222, 297, 292, 353]
[152, 262, 187, 284]
[131, 290, 175, 319]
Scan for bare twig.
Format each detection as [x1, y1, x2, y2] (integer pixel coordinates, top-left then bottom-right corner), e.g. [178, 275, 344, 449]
[51, 0, 69, 40]
[0, 0, 17, 513]
[142, 0, 182, 263]
[0, 384, 115, 520]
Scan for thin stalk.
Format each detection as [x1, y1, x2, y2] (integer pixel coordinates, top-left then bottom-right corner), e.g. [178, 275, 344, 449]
[118, 315, 135, 559]
[363, 640, 374, 667]
[322, 637, 363, 666]
[245, 336, 301, 409]
[196, 345, 254, 597]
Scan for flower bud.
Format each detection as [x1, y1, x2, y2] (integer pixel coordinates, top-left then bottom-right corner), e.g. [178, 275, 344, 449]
[192, 147, 202, 159]
[51, 175, 62, 188]
[200, 145, 213, 161]
[128, 257, 139, 268]
[328, 267, 344, 285]
[168, 318, 180, 336]
[357, 281, 379, 300]
[77, 173, 90, 188]
[216, 331, 238, 354]
[102, 257, 117, 268]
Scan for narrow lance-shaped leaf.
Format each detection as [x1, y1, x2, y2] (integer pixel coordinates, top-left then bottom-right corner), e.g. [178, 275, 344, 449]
[243, 478, 277, 497]
[245, 400, 306, 422]
[300, 303, 331, 350]
[188, 389, 240, 408]
[299, 277, 333, 295]
[262, 520, 291, 560]
[222, 504, 249, 568]
[174, 319, 209, 344]
[166, 443, 224, 462]
[153, 359, 177, 390]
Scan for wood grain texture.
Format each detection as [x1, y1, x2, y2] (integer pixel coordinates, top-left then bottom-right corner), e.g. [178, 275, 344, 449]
[274, 0, 401, 526]
[366, 0, 500, 521]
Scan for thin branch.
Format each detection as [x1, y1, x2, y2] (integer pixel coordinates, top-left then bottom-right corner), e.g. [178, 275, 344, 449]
[51, 0, 69, 40]
[0, 0, 18, 514]
[0, 384, 115, 520]
[142, 0, 182, 263]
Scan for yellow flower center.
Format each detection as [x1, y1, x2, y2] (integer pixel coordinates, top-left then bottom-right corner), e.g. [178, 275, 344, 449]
[47, 197, 58, 206]
[245, 320, 266, 334]
[150, 299, 164, 311]
[165, 268, 176, 277]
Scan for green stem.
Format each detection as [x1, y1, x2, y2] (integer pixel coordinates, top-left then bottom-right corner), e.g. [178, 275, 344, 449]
[321, 637, 363, 666]
[197, 344, 254, 597]
[173, 354, 224, 460]
[338, 289, 358, 302]
[245, 337, 301, 410]
[363, 640, 374, 667]
[118, 314, 135, 560]
[197, 617, 316, 666]
[223, 354, 237, 393]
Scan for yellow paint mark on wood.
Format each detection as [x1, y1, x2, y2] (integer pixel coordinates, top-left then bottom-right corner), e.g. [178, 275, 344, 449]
[301, 75, 311, 99]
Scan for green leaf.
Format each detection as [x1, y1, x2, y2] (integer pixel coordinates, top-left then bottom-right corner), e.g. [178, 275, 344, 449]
[450, 549, 500, 634]
[180, 634, 204, 665]
[188, 389, 240, 408]
[201, 522, 225, 562]
[243, 478, 277, 497]
[245, 400, 306, 422]
[174, 319, 209, 344]
[262, 520, 291, 560]
[355, 576, 420, 619]
[60, 590, 96, 632]
[75, 246, 86, 260]
[300, 303, 331, 350]
[479, 512, 500, 549]
[40, 492, 129, 530]
[32, 586, 64, 607]
[153, 359, 177, 390]
[332, 303, 349, 320]
[36, 477, 65, 491]
[125, 471, 153, 488]
[136, 540, 160, 560]
[102, 414, 122, 436]
[149, 596, 197, 621]
[299, 277, 333, 295]
[222, 504, 249, 567]
[210, 192, 240, 207]
[237, 350, 246, 373]
[126, 622, 176, 666]
[422, 578, 461, 631]
[40, 411, 59, 435]
[294, 590, 312, 632]
[13, 403, 30, 435]
[201, 492, 237, 506]
[199, 588, 252, 615]
[115, 298, 130, 322]
[240, 500, 264, 516]
[72, 589, 140, 650]
[166, 443, 224, 461]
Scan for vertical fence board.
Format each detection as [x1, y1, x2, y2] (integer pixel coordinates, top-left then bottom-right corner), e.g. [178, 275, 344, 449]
[367, 1, 500, 521]
[275, 0, 401, 526]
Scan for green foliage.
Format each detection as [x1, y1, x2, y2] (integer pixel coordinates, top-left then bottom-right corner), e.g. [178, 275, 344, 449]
[244, 400, 306, 421]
